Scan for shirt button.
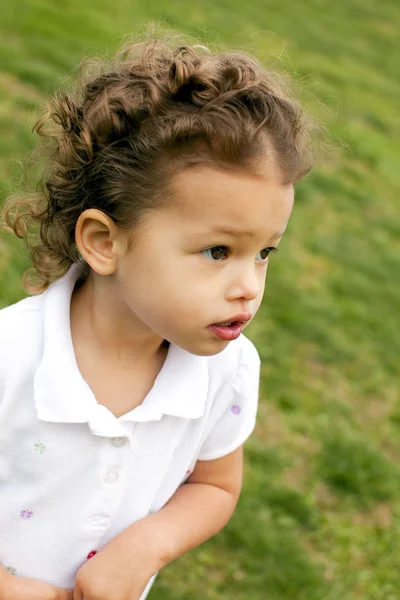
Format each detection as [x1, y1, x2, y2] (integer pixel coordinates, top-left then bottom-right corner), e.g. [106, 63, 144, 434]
[102, 470, 119, 484]
[88, 515, 109, 526]
[110, 437, 127, 447]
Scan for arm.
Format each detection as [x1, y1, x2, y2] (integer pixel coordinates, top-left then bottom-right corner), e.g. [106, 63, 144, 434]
[133, 444, 244, 567]
[73, 447, 244, 600]
[0, 565, 72, 600]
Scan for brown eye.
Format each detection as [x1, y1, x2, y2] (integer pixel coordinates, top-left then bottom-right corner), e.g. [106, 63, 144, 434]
[256, 247, 277, 261]
[202, 246, 229, 261]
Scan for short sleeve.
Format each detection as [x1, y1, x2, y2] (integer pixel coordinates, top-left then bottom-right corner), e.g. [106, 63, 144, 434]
[197, 337, 261, 461]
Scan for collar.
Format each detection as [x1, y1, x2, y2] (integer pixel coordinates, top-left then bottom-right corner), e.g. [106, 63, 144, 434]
[34, 261, 209, 437]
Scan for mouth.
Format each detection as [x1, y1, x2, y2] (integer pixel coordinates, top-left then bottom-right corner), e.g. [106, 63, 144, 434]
[208, 313, 252, 341]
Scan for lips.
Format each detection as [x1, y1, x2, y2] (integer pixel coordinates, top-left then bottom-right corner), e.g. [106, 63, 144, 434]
[208, 313, 252, 341]
[213, 313, 252, 326]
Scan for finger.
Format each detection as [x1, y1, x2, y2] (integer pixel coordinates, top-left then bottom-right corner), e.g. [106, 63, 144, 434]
[72, 585, 83, 600]
[59, 587, 74, 600]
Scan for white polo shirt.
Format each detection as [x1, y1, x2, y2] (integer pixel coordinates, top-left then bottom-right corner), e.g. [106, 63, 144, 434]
[0, 261, 260, 598]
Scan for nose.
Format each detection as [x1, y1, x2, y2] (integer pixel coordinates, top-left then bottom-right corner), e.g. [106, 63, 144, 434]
[225, 261, 263, 302]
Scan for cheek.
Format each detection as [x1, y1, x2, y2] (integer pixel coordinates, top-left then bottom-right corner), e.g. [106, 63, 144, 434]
[251, 294, 264, 315]
[125, 257, 202, 311]
[253, 270, 268, 311]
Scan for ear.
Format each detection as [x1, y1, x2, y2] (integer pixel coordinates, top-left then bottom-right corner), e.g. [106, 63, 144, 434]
[74, 209, 127, 276]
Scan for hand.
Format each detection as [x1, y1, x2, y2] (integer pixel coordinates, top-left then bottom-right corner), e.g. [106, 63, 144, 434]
[72, 529, 159, 600]
[0, 564, 73, 600]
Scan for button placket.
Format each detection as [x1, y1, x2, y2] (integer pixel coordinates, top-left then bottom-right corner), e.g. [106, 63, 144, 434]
[102, 435, 130, 484]
[83, 434, 131, 531]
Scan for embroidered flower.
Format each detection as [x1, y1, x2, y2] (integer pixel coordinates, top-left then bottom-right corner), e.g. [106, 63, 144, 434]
[186, 470, 191, 475]
[20, 509, 33, 519]
[33, 443, 46, 454]
[231, 404, 242, 415]
[5, 566, 17, 576]
[87, 550, 97, 560]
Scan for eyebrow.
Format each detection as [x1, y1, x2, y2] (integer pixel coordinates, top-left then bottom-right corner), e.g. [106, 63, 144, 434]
[202, 226, 285, 241]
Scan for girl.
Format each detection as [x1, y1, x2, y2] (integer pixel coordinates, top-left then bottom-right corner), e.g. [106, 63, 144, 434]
[0, 29, 312, 600]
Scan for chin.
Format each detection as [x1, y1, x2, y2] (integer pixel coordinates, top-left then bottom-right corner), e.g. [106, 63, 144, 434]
[184, 338, 231, 357]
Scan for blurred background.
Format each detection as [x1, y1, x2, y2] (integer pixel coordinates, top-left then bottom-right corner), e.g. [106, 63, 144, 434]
[0, 1, 399, 598]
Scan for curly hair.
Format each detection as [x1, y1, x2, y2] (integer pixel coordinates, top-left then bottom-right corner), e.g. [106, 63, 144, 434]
[1, 29, 314, 293]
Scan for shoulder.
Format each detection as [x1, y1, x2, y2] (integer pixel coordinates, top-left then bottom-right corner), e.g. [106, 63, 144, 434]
[0, 294, 44, 375]
[0, 294, 42, 336]
[196, 335, 261, 461]
[206, 334, 260, 388]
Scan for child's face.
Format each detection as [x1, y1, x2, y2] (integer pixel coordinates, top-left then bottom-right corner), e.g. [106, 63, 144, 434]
[116, 163, 294, 356]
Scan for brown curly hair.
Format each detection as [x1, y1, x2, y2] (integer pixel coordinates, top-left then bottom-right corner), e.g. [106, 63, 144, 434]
[1, 29, 314, 294]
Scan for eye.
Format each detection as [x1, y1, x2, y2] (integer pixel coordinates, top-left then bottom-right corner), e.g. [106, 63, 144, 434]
[256, 247, 277, 262]
[201, 246, 229, 261]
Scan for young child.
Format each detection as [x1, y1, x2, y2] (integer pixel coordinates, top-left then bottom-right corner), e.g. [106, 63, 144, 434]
[0, 31, 312, 600]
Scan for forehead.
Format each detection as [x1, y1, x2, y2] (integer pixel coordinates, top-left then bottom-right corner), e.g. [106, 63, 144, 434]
[165, 165, 294, 238]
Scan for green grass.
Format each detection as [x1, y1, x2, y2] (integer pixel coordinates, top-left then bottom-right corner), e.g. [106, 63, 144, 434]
[1, 0, 400, 598]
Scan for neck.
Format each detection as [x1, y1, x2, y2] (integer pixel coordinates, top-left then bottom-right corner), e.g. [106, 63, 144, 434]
[70, 271, 167, 369]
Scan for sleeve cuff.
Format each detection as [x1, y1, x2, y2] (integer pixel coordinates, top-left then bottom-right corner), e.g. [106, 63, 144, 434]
[197, 418, 256, 461]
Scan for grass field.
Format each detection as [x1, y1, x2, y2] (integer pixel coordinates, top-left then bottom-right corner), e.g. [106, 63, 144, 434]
[1, 1, 399, 598]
